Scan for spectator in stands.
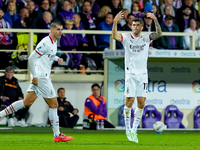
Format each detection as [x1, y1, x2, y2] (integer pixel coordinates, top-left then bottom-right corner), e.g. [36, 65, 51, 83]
[14, 8, 35, 29]
[172, 0, 182, 10]
[91, 0, 100, 15]
[97, 6, 111, 25]
[110, 0, 122, 17]
[143, 15, 156, 32]
[152, 4, 161, 20]
[57, 87, 79, 128]
[69, 0, 81, 13]
[57, 0, 74, 26]
[160, 0, 176, 17]
[0, 8, 16, 69]
[97, 13, 115, 50]
[121, 13, 135, 31]
[3, 1, 19, 28]
[49, 0, 62, 16]
[36, 0, 57, 23]
[176, 0, 199, 21]
[26, 1, 38, 26]
[0, 66, 28, 127]
[84, 83, 115, 130]
[176, 6, 192, 32]
[159, 5, 173, 24]
[36, 11, 53, 42]
[0, 8, 14, 49]
[3, 0, 25, 13]
[79, 0, 98, 48]
[131, 1, 143, 18]
[143, 0, 162, 9]
[159, 15, 183, 49]
[183, 18, 200, 50]
[72, 13, 90, 70]
[143, 15, 159, 48]
[60, 20, 82, 71]
[119, 8, 129, 27]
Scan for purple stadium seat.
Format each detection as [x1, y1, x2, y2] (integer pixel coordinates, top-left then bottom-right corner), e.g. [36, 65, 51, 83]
[164, 105, 185, 128]
[194, 105, 200, 128]
[142, 105, 162, 128]
[118, 105, 137, 128]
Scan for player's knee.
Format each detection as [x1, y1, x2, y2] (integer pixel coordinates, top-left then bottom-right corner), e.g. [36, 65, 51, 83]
[138, 101, 145, 109]
[23, 100, 33, 107]
[126, 97, 134, 107]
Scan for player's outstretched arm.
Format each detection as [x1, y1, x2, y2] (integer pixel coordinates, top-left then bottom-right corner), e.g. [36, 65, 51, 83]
[146, 13, 162, 40]
[112, 11, 124, 42]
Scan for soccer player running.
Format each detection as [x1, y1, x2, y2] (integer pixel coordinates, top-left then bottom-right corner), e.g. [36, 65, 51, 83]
[112, 11, 162, 143]
[0, 21, 74, 142]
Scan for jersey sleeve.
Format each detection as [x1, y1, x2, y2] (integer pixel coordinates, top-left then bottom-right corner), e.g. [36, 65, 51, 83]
[120, 33, 128, 44]
[34, 39, 48, 56]
[145, 32, 153, 43]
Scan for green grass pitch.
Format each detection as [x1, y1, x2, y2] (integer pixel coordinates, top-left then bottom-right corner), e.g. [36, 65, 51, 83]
[0, 127, 200, 150]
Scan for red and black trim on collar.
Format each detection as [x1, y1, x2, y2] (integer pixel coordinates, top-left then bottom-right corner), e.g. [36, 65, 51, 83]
[131, 34, 142, 39]
[49, 35, 54, 44]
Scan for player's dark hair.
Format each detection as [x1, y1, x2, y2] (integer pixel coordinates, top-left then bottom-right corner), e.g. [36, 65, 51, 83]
[50, 21, 62, 29]
[91, 83, 100, 89]
[132, 18, 144, 26]
[57, 87, 65, 93]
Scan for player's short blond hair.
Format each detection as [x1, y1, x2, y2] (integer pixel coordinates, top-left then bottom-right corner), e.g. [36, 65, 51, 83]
[50, 21, 62, 29]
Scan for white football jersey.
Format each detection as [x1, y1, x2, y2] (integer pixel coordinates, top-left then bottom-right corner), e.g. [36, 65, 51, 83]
[120, 32, 152, 74]
[34, 35, 57, 77]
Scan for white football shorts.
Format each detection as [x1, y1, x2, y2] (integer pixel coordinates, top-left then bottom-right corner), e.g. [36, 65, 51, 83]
[125, 73, 148, 97]
[27, 77, 56, 98]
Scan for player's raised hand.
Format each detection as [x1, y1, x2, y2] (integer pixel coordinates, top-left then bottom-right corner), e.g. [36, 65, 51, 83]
[58, 58, 63, 65]
[32, 77, 38, 85]
[114, 11, 124, 22]
[146, 13, 157, 20]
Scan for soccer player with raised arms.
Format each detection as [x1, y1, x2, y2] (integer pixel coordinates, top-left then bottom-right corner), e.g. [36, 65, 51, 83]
[112, 11, 162, 143]
[0, 21, 73, 142]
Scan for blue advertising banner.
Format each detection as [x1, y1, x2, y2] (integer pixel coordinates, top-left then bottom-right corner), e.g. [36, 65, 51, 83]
[107, 59, 200, 109]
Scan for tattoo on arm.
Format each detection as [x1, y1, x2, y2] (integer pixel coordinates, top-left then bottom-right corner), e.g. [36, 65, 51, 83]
[150, 19, 162, 40]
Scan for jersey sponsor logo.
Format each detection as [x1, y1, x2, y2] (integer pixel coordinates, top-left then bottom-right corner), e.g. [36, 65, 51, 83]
[130, 44, 146, 53]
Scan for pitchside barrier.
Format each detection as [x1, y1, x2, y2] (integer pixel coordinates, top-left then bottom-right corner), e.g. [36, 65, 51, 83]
[0, 29, 199, 128]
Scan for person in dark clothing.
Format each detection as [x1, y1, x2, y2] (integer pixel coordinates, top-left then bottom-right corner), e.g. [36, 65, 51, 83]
[121, 13, 135, 31]
[57, 87, 79, 128]
[176, 6, 192, 32]
[79, 0, 98, 48]
[13, 8, 35, 29]
[0, 66, 28, 127]
[36, 11, 53, 42]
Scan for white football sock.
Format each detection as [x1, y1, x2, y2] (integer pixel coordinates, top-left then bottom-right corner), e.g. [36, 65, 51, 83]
[124, 105, 131, 131]
[132, 107, 143, 132]
[49, 108, 60, 137]
[0, 100, 24, 117]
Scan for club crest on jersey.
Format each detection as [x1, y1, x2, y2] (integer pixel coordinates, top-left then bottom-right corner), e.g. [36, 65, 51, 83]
[37, 46, 42, 52]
